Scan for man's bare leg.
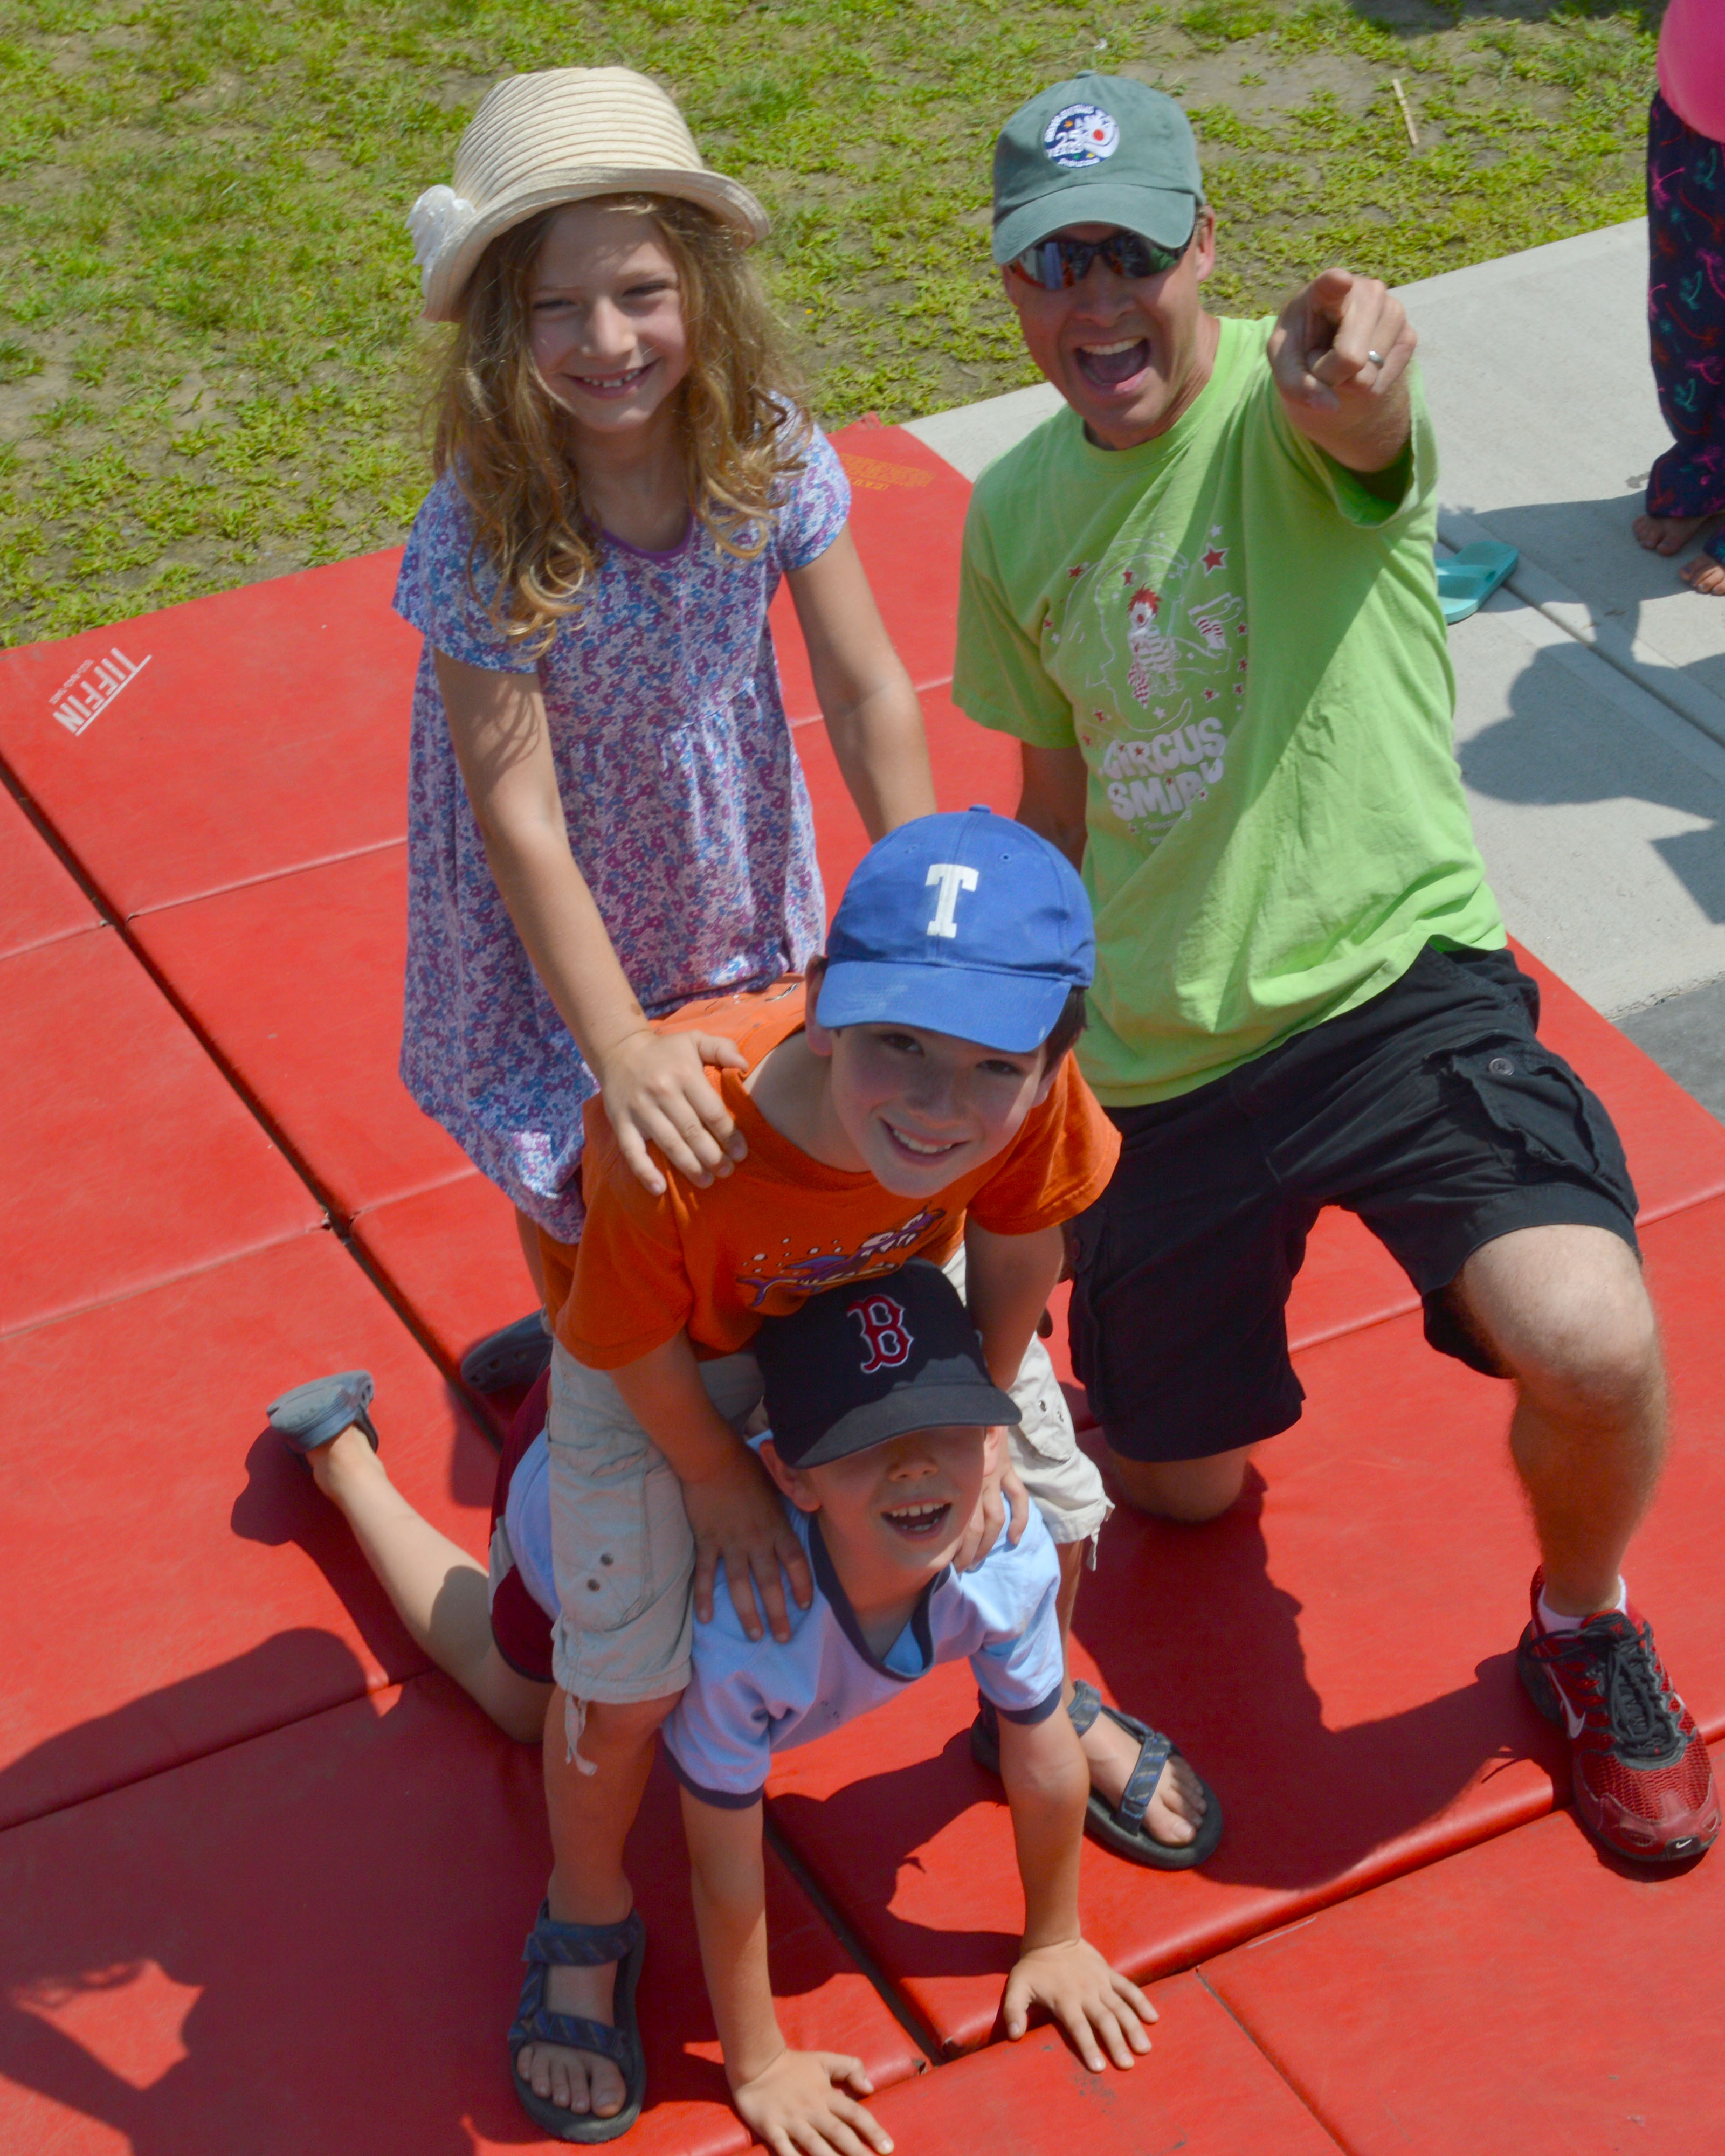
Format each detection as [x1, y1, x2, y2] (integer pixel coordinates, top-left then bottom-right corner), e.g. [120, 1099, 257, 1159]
[514, 1689, 674, 2122]
[1107, 1444, 1255, 1526]
[309, 1425, 550, 1742]
[1449, 1224, 1664, 1613]
[1052, 1539, 1206, 1841]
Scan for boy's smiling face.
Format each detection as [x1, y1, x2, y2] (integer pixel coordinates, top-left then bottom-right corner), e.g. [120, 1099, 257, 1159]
[763, 1423, 989, 1584]
[802, 1011, 1059, 1198]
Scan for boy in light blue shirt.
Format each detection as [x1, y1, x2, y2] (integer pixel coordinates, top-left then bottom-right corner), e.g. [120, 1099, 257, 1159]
[664, 1260, 1155, 2156]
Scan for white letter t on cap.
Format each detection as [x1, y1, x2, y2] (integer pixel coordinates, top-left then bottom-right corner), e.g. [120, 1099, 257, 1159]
[925, 861, 979, 938]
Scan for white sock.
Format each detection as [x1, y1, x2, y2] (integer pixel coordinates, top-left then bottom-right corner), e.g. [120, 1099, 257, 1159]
[1537, 1578, 1627, 1633]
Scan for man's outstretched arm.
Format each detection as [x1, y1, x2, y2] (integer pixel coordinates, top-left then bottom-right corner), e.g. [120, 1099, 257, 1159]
[1267, 266, 1416, 479]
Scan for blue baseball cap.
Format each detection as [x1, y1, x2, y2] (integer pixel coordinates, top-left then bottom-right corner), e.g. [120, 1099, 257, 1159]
[816, 807, 1094, 1054]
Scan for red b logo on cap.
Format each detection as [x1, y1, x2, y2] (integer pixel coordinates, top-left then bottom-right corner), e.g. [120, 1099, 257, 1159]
[849, 1294, 912, 1374]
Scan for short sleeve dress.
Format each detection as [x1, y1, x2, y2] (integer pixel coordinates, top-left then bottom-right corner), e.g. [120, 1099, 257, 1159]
[393, 424, 850, 1239]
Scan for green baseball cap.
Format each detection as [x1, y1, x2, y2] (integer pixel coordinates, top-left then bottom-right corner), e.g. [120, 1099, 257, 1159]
[991, 73, 1204, 265]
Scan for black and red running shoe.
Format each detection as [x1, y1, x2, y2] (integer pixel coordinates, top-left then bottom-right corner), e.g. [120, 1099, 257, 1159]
[1518, 1568, 1719, 1863]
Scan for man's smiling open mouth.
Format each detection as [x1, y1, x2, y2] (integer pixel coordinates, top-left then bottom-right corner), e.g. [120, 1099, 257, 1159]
[1076, 336, 1150, 388]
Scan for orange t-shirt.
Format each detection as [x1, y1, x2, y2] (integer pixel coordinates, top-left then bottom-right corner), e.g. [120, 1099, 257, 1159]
[541, 978, 1121, 1370]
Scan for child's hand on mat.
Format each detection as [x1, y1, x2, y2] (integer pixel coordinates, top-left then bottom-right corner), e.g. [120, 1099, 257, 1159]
[594, 1026, 749, 1196]
[952, 1438, 1030, 1572]
[1002, 1938, 1156, 2072]
[686, 1448, 815, 1642]
[732, 2048, 893, 2156]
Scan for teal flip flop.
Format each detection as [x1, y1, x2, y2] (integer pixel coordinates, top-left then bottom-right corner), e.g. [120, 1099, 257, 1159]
[1437, 540, 1519, 626]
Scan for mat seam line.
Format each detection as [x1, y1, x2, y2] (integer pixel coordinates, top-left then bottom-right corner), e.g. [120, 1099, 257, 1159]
[1189, 1966, 1350, 2151]
[761, 1812, 944, 2072]
[0, 756, 502, 1426]
[125, 832, 409, 916]
[0, 1224, 328, 1345]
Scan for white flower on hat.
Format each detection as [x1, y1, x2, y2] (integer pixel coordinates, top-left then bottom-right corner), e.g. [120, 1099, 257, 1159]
[406, 184, 478, 293]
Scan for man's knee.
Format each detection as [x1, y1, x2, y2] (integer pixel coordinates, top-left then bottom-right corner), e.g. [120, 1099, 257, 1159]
[1459, 1227, 1662, 1423]
[1108, 1445, 1252, 1524]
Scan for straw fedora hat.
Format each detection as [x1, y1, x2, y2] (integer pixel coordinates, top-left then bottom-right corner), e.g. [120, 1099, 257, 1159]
[409, 67, 769, 322]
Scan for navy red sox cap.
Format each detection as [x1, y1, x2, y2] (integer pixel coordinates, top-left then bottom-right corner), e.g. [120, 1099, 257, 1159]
[755, 1261, 1020, 1470]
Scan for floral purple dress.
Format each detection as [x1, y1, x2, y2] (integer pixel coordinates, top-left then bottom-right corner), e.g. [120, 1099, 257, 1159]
[394, 426, 848, 1238]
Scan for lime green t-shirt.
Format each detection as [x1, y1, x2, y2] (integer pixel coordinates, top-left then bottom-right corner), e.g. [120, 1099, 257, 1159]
[953, 314, 1504, 1108]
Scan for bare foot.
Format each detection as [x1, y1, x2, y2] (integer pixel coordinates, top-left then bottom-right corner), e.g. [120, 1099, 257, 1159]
[515, 1958, 627, 2121]
[1078, 1704, 1208, 1847]
[1682, 551, 1725, 596]
[1632, 510, 1715, 556]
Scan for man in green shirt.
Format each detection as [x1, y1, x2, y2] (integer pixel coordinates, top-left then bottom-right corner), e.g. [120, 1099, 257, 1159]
[954, 73, 1717, 1867]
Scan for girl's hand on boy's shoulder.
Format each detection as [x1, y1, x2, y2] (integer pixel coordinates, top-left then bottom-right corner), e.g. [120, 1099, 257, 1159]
[684, 1445, 814, 1642]
[953, 1438, 1030, 1572]
[594, 1026, 750, 1197]
[732, 2048, 893, 2156]
[1003, 1937, 1156, 2073]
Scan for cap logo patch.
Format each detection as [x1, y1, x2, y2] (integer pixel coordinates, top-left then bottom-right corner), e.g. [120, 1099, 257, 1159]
[849, 1294, 913, 1374]
[924, 861, 979, 940]
[1043, 103, 1119, 168]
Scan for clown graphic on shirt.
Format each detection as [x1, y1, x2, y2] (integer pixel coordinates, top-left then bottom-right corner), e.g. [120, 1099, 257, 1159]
[1058, 528, 1247, 848]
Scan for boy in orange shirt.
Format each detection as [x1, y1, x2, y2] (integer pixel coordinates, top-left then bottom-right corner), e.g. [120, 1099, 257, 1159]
[513, 807, 1216, 2138]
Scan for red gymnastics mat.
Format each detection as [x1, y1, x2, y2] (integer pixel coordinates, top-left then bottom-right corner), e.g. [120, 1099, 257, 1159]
[349, 1174, 533, 1432]
[0, 929, 322, 1341]
[0, 552, 417, 919]
[0, 1231, 498, 1831]
[1204, 1739, 1725, 2154]
[770, 420, 976, 720]
[130, 845, 475, 1223]
[859, 1976, 1337, 2155]
[0, 1678, 923, 2156]
[0, 784, 99, 963]
[762, 1192, 1725, 2055]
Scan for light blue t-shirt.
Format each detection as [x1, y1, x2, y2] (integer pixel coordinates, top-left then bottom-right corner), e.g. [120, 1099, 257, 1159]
[501, 1429, 1064, 1804]
[663, 1496, 1065, 1807]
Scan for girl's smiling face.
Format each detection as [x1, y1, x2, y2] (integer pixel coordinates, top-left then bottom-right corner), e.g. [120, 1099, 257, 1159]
[528, 199, 692, 439]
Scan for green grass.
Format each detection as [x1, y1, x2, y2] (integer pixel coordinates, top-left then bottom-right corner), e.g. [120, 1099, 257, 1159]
[0, 0, 1659, 644]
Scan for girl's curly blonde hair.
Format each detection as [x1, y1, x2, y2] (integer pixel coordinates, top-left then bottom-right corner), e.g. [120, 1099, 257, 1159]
[431, 194, 809, 652]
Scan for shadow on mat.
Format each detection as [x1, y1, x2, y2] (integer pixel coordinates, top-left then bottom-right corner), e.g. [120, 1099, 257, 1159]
[1075, 1467, 1554, 1893]
[0, 1649, 754, 2155]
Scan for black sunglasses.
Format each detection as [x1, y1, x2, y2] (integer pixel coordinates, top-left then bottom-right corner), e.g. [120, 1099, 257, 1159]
[1008, 229, 1191, 291]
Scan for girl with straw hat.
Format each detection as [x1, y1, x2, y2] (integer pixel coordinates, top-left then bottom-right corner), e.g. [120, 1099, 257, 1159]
[390, 64, 935, 2143]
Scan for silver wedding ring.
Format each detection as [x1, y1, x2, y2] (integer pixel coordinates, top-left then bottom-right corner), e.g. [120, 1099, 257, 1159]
[1367, 348, 1386, 367]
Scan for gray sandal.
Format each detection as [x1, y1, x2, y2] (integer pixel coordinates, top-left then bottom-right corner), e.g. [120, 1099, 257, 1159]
[971, 1678, 1223, 1870]
[266, 1370, 378, 1455]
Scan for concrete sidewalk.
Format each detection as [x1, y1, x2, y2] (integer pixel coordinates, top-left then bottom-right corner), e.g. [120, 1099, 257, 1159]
[903, 222, 1725, 1118]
